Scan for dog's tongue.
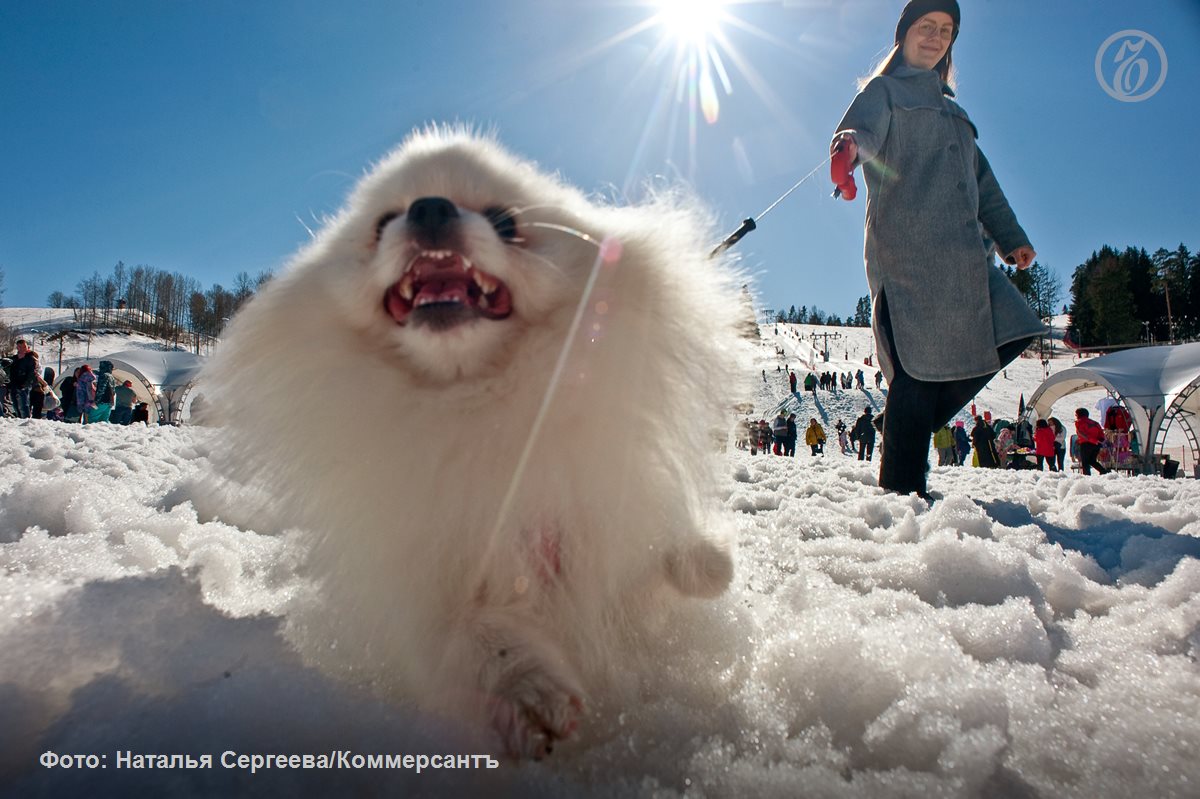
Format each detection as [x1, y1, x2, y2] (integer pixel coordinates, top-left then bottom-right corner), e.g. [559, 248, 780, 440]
[410, 254, 471, 306]
[414, 276, 470, 306]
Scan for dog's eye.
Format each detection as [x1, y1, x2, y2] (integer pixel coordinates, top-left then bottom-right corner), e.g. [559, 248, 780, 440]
[375, 211, 400, 241]
[484, 207, 519, 242]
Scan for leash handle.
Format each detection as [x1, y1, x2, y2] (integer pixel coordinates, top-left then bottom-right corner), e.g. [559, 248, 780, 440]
[709, 217, 757, 258]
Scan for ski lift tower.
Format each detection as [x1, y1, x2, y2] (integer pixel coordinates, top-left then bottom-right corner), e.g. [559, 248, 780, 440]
[810, 330, 843, 359]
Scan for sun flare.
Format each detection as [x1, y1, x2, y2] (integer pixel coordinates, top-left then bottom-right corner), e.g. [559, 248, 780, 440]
[650, 0, 734, 128]
[654, 0, 728, 45]
[566, 0, 801, 186]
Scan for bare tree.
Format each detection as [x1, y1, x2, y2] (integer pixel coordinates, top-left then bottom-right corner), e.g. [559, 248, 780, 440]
[0, 268, 15, 353]
[41, 259, 276, 347]
[1153, 245, 1190, 343]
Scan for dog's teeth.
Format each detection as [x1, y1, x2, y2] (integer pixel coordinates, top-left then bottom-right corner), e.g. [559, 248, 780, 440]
[473, 271, 498, 294]
[399, 282, 414, 302]
[479, 295, 490, 310]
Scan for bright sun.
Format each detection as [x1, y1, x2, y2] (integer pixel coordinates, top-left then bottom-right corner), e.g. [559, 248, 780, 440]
[654, 0, 728, 45]
[647, 0, 735, 128]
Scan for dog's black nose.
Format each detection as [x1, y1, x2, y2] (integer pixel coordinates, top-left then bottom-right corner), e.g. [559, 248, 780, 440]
[406, 196, 459, 233]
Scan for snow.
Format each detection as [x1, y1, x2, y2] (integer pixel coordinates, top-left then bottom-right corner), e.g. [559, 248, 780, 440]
[2, 317, 1200, 797]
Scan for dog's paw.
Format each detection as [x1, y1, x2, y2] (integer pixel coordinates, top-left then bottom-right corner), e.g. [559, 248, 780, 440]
[488, 671, 584, 760]
[664, 537, 734, 598]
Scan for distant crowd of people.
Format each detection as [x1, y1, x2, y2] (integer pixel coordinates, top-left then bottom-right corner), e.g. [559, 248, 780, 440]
[1, 341, 153, 425]
[788, 368, 884, 394]
[735, 414, 799, 456]
[959, 405, 1134, 475]
[762, 365, 886, 395]
[736, 408, 887, 462]
[736, 413, 837, 457]
[741, 364, 1156, 479]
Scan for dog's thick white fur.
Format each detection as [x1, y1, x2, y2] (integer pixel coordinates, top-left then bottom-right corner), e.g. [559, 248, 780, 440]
[205, 128, 750, 758]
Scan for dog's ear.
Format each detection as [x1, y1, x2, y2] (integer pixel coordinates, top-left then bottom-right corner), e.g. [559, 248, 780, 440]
[663, 538, 734, 598]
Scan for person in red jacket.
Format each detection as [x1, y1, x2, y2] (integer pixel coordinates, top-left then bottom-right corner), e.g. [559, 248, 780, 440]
[1074, 408, 1110, 476]
[1033, 418, 1057, 472]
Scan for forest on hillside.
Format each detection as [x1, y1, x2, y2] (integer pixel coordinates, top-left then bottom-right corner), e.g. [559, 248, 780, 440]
[773, 242, 1199, 352]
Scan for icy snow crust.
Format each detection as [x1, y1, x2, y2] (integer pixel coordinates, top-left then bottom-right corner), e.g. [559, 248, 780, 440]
[2, 321, 1199, 796]
[2, 421, 1199, 796]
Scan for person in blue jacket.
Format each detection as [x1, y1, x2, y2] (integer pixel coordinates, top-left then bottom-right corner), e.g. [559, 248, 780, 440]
[952, 420, 971, 466]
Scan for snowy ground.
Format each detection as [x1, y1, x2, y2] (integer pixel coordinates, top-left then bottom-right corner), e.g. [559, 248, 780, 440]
[2, 317, 1199, 797]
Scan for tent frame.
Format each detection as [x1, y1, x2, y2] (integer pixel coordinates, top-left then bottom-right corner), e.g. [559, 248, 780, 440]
[1024, 343, 1200, 476]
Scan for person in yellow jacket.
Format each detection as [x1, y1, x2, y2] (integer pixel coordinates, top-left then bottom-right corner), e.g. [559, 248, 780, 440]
[933, 424, 956, 466]
[805, 418, 827, 456]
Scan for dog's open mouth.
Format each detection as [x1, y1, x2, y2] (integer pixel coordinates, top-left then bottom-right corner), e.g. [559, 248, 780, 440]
[383, 250, 513, 329]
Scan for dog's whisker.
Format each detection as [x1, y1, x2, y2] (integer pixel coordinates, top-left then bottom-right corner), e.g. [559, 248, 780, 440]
[294, 213, 317, 240]
[486, 204, 562, 229]
[522, 221, 602, 247]
[519, 248, 569, 278]
[505, 203, 566, 219]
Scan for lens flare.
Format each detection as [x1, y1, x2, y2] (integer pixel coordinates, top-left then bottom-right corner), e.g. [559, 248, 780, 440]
[653, 0, 733, 125]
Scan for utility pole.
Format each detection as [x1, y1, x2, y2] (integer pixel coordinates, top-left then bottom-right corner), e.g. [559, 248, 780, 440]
[44, 330, 70, 376]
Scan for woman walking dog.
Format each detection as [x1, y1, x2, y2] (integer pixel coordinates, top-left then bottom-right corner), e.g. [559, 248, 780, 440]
[830, 0, 1044, 499]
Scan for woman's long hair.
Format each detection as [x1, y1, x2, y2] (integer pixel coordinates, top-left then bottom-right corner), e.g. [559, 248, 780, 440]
[858, 42, 956, 91]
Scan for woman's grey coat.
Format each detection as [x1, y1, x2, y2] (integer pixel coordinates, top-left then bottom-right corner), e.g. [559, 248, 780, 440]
[833, 64, 1045, 382]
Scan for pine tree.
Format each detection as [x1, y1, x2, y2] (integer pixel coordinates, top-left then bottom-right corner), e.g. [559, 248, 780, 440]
[852, 295, 871, 327]
[1123, 246, 1163, 340]
[1087, 254, 1142, 345]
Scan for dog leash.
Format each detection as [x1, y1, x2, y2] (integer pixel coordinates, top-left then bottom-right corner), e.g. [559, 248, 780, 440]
[709, 152, 834, 258]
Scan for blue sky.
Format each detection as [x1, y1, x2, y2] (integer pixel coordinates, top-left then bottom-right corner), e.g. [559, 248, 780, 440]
[2, 0, 1197, 318]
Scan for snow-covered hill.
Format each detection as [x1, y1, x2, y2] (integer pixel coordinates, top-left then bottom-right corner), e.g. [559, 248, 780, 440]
[1, 308, 205, 374]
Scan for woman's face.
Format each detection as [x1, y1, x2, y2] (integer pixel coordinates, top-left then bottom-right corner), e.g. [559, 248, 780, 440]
[901, 11, 955, 71]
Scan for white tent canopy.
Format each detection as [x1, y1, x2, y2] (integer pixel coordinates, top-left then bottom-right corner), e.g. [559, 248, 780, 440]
[54, 350, 206, 424]
[1026, 342, 1200, 473]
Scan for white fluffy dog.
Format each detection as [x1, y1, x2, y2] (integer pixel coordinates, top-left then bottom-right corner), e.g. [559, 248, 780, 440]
[205, 128, 749, 758]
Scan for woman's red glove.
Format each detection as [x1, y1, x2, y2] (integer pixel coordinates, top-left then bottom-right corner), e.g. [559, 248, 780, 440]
[830, 136, 858, 201]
